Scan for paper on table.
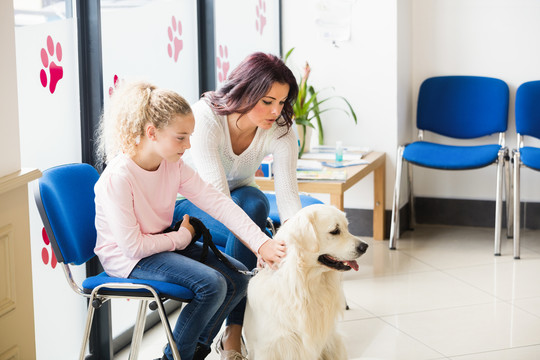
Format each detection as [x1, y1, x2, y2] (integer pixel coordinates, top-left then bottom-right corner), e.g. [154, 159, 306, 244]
[297, 159, 324, 170]
[296, 169, 347, 181]
[322, 160, 369, 168]
[301, 152, 365, 161]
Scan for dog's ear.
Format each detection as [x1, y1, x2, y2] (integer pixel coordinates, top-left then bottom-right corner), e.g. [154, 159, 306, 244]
[289, 211, 320, 254]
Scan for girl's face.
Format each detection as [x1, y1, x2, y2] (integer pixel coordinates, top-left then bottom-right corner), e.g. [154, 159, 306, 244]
[245, 82, 290, 130]
[153, 113, 195, 163]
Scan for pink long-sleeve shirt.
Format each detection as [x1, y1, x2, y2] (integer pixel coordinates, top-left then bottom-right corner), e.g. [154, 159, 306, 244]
[94, 154, 270, 278]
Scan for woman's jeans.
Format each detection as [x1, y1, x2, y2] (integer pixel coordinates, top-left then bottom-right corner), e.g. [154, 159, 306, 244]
[173, 186, 271, 270]
[172, 186, 270, 338]
[129, 243, 249, 360]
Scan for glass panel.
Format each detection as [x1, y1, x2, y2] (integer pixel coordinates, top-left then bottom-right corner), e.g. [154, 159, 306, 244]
[14, 12, 84, 360]
[213, 0, 281, 88]
[100, 0, 200, 339]
[13, 0, 73, 26]
[101, 0, 200, 106]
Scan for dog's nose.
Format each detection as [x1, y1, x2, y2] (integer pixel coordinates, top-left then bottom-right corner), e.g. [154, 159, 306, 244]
[357, 242, 369, 254]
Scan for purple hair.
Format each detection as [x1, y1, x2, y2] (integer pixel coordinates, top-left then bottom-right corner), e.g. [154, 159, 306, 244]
[203, 52, 299, 130]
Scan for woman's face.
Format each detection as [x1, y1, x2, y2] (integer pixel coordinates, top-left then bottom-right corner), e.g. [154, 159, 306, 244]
[245, 82, 289, 130]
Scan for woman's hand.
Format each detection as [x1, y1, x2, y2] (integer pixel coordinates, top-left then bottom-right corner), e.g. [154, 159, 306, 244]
[180, 214, 195, 238]
[258, 238, 287, 269]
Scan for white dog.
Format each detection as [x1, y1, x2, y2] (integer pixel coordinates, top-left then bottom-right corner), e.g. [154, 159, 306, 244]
[244, 204, 368, 360]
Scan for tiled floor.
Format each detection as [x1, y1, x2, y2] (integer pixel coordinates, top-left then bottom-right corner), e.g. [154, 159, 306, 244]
[115, 225, 540, 360]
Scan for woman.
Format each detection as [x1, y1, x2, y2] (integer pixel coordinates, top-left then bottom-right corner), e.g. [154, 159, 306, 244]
[173, 52, 302, 359]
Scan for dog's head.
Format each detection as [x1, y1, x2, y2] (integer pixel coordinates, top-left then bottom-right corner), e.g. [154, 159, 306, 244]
[278, 204, 368, 272]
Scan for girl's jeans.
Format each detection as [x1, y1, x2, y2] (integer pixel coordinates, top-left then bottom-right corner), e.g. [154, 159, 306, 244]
[129, 242, 249, 360]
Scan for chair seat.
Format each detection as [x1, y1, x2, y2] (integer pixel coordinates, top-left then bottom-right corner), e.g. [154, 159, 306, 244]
[520, 146, 540, 171]
[403, 141, 502, 170]
[264, 192, 324, 224]
[82, 272, 194, 302]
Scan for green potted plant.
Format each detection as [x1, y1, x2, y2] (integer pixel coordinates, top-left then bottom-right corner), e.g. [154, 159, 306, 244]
[284, 48, 358, 158]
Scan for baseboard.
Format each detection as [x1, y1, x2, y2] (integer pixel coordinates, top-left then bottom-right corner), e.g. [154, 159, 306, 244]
[345, 198, 540, 238]
[345, 208, 396, 239]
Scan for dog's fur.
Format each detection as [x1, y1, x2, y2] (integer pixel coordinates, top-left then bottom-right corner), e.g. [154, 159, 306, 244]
[244, 204, 368, 360]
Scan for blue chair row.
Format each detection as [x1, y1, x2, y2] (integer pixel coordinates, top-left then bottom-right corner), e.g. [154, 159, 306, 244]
[390, 76, 540, 260]
[389, 75, 512, 256]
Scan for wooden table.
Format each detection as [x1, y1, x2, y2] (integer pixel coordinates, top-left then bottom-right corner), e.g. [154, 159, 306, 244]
[255, 151, 386, 240]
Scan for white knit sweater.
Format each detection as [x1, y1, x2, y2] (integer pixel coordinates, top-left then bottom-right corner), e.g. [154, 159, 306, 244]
[183, 99, 302, 222]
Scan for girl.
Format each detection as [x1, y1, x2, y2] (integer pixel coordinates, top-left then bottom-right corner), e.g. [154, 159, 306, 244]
[94, 81, 285, 360]
[173, 52, 302, 358]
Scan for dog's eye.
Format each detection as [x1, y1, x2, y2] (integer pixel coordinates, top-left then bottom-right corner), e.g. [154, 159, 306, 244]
[330, 227, 340, 235]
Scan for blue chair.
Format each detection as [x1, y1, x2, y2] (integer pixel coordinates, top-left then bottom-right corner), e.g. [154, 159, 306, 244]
[264, 192, 324, 233]
[513, 80, 540, 259]
[34, 163, 193, 360]
[390, 75, 511, 254]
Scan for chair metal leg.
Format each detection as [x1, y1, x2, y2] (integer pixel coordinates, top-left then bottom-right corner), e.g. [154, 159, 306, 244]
[128, 300, 149, 360]
[407, 161, 416, 229]
[504, 150, 513, 238]
[513, 151, 521, 259]
[389, 146, 405, 250]
[154, 296, 182, 360]
[80, 292, 99, 360]
[494, 149, 504, 256]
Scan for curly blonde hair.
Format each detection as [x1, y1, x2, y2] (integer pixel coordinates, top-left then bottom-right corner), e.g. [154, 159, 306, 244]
[96, 81, 192, 168]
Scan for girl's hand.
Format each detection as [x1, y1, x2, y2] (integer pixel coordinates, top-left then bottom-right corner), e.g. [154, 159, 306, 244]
[180, 214, 195, 238]
[258, 238, 286, 269]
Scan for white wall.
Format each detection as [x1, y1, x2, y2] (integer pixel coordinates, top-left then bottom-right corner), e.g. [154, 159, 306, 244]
[412, 0, 540, 202]
[282, 0, 404, 210]
[283, 0, 540, 211]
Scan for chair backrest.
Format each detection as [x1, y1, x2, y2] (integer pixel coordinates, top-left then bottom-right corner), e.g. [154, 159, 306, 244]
[515, 80, 540, 139]
[34, 163, 100, 266]
[417, 75, 509, 139]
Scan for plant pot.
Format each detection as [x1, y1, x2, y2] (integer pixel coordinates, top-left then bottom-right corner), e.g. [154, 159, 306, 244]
[297, 124, 312, 157]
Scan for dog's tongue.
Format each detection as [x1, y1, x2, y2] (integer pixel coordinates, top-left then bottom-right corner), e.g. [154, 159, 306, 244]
[345, 260, 359, 271]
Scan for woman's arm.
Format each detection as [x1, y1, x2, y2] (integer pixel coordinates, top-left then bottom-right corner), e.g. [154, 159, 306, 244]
[189, 100, 231, 196]
[271, 127, 302, 221]
[178, 162, 272, 255]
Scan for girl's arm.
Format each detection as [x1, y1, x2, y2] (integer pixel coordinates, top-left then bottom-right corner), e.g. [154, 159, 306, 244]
[270, 127, 302, 222]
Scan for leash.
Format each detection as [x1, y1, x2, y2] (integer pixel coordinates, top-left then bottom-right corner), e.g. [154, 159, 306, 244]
[165, 216, 258, 276]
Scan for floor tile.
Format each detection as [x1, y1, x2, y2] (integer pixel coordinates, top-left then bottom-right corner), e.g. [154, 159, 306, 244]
[383, 301, 540, 357]
[446, 258, 540, 301]
[343, 270, 495, 316]
[449, 344, 540, 359]
[395, 225, 533, 269]
[340, 317, 444, 360]
[512, 296, 540, 318]
[343, 236, 436, 281]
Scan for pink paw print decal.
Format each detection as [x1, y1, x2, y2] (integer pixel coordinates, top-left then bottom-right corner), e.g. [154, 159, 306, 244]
[167, 16, 184, 62]
[216, 45, 230, 83]
[41, 227, 57, 269]
[40, 35, 64, 94]
[255, 0, 267, 35]
[108, 74, 123, 97]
